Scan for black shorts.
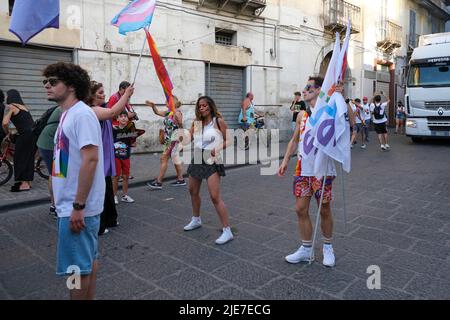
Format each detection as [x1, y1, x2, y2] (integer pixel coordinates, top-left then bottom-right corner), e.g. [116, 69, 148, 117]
[374, 122, 387, 134]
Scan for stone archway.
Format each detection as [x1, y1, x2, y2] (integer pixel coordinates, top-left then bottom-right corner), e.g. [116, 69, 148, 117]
[319, 51, 333, 77]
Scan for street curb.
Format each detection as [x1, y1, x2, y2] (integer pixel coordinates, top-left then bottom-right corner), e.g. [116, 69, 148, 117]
[0, 154, 291, 213]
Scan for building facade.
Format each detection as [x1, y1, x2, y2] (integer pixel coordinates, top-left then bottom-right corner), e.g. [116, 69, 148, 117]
[0, 0, 449, 150]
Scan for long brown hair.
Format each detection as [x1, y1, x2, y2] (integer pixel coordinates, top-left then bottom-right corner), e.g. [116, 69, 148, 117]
[195, 96, 222, 121]
[87, 80, 103, 106]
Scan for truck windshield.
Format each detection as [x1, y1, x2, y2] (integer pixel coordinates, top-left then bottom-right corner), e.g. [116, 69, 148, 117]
[407, 62, 450, 87]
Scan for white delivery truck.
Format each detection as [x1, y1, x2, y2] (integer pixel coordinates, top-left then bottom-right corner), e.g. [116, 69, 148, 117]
[405, 32, 450, 142]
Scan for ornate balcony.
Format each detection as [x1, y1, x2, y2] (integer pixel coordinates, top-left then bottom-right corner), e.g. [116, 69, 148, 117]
[197, 0, 267, 18]
[377, 20, 402, 53]
[323, 0, 361, 34]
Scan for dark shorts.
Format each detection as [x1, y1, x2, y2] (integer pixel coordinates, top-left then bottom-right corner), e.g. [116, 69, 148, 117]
[374, 122, 387, 134]
[187, 163, 225, 180]
[38, 148, 54, 173]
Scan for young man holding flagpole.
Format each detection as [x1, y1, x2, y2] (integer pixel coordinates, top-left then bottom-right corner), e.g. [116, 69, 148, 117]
[278, 22, 353, 267]
[278, 76, 339, 267]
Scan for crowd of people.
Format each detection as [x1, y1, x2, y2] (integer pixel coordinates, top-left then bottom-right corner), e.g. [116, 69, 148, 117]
[0, 60, 406, 300]
[289, 89, 406, 151]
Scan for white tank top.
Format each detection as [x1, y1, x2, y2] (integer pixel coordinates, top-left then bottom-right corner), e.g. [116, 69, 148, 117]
[194, 117, 223, 150]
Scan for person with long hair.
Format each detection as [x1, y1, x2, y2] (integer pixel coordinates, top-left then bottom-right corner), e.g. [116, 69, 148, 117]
[182, 96, 234, 245]
[88, 81, 134, 235]
[146, 96, 185, 189]
[1, 89, 35, 192]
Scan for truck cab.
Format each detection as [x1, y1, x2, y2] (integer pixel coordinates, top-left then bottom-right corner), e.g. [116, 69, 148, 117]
[405, 32, 450, 142]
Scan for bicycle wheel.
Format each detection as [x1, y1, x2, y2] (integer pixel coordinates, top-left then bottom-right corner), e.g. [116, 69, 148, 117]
[35, 157, 50, 180]
[0, 159, 13, 186]
[236, 130, 250, 150]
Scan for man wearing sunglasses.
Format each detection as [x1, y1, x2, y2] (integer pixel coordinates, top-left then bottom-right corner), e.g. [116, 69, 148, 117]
[43, 62, 105, 300]
[278, 76, 352, 268]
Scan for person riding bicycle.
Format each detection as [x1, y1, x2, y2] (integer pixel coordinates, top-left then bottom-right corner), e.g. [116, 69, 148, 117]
[238, 92, 264, 131]
[238, 92, 256, 129]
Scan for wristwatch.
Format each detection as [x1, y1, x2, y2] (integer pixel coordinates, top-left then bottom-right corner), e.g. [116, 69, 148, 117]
[72, 202, 86, 210]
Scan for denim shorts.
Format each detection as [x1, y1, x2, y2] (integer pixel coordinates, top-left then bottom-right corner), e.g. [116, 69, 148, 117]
[56, 215, 100, 276]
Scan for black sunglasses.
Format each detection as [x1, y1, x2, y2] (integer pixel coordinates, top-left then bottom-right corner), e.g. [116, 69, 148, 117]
[304, 84, 320, 91]
[43, 78, 60, 86]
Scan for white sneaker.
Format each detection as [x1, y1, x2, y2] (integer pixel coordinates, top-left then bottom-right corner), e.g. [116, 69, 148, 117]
[114, 196, 119, 205]
[322, 244, 336, 267]
[121, 195, 135, 203]
[385, 144, 390, 149]
[361, 144, 366, 149]
[183, 217, 202, 231]
[285, 246, 314, 264]
[381, 144, 386, 150]
[215, 227, 234, 245]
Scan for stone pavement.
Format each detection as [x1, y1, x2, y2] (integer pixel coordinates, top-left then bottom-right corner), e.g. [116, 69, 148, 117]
[0, 140, 287, 211]
[0, 133, 449, 300]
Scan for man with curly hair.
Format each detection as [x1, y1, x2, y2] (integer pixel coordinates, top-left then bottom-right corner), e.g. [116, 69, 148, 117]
[42, 62, 105, 300]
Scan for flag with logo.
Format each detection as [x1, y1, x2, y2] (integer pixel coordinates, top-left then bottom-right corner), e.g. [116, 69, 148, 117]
[300, 20, 352, 176]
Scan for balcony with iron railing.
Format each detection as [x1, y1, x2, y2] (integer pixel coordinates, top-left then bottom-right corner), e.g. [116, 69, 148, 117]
[197, 0, 267, 17]
[323, 0, 361, 34]
[377, 20, 402, 53]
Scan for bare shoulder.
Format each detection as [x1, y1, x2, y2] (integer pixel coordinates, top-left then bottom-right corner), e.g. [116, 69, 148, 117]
[217, 117, 227, 125]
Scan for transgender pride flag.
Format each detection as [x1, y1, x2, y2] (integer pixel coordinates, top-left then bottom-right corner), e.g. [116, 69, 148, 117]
[111, 0, 156, 35]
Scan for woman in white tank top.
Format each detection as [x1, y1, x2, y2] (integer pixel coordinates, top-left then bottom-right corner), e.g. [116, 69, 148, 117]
[184, 96, 234, 245]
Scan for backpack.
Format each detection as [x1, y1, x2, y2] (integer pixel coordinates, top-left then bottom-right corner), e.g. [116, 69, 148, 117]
[32, 106, 59, 138]
[373, 103, 385, 120]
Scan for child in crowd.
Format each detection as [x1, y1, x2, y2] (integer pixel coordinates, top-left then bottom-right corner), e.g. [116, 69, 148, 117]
[112, 111, 137, 204]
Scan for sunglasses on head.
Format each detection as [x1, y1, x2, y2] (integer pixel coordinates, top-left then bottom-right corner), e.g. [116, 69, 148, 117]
[43, 78, 60, 86]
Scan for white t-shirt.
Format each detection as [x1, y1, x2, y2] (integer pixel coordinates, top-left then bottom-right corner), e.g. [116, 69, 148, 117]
[353, 104, 365, 124]
[370, 102, 388, 124]
[363, 103, 371, 121]
[52, 101, 105, 217]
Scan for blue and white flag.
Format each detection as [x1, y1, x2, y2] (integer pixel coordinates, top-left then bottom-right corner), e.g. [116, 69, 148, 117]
[9, 0, 60, 45]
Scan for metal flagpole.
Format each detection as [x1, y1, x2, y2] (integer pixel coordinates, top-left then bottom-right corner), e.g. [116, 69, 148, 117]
[340, 164, 348, 233]
[132, 26, 150, 85]
[309, 160, 329, 264]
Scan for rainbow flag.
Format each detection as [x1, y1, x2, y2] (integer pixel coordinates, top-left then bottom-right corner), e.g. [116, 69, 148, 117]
[145, 29, 175, 119]
[111, 0, 156, 35]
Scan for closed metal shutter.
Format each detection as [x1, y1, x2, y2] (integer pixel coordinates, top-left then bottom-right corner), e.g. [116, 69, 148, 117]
[0, 42, 73, 119]
[376, 81, 390, 99]
[206, 64, 244, 129]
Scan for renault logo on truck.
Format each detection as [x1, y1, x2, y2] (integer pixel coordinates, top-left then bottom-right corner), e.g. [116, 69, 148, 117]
[438, 108, 444, 116]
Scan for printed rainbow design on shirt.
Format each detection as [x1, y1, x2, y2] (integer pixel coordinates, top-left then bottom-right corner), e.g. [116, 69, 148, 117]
[52, 130, 69, 178]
